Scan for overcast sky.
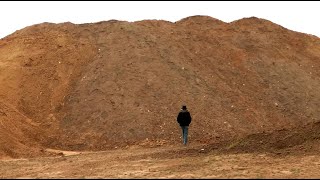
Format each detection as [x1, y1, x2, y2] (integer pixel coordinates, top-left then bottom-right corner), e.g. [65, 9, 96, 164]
[1, 1, 320, 39]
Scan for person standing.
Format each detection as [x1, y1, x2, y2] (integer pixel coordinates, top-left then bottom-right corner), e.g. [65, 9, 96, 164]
[177, 105, 192, 145]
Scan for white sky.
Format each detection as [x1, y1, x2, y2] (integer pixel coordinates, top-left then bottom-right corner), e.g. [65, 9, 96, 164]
[1, 1, 320, 39]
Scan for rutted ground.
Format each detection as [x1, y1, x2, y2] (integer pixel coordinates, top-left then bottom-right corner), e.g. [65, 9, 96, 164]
[1, 144, 320, 179]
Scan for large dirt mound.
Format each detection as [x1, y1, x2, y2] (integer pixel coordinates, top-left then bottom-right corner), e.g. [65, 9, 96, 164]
[0, 16, 319, 158]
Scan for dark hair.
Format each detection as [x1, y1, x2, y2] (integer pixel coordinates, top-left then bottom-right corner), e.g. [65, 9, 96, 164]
[182, 105, 187, 110]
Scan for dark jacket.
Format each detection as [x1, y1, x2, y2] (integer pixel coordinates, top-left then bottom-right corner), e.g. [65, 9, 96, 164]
[177, 109, 192, 126]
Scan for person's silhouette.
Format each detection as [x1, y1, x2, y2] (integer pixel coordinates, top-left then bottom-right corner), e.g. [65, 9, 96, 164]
[177, 105, 192, 145]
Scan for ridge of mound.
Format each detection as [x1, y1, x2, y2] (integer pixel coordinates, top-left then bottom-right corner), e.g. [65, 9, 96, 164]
[0, 101, 51, 158]
[224, 121, 320, 154]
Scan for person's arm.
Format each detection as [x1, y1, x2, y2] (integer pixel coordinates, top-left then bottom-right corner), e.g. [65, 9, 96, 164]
[187, 112, 192, 125]
[177, 112, 181, 124]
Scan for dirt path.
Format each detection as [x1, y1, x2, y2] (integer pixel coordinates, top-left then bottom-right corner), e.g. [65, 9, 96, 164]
[1, 144, 320, 179]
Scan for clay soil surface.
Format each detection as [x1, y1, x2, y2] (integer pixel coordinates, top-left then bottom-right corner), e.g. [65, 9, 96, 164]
[0, 15, 319, 178]
[1, 144, 320, 178]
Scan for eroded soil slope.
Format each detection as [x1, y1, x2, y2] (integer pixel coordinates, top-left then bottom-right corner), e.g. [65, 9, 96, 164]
[0, 16, 319, 158]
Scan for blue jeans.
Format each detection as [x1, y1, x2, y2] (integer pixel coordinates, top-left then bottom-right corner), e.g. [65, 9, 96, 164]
[181, 126, 189, 145]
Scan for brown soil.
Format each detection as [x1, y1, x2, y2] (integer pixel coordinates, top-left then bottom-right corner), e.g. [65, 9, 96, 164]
[0, 15, 319, 178]
[1, 145, 320, 178]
